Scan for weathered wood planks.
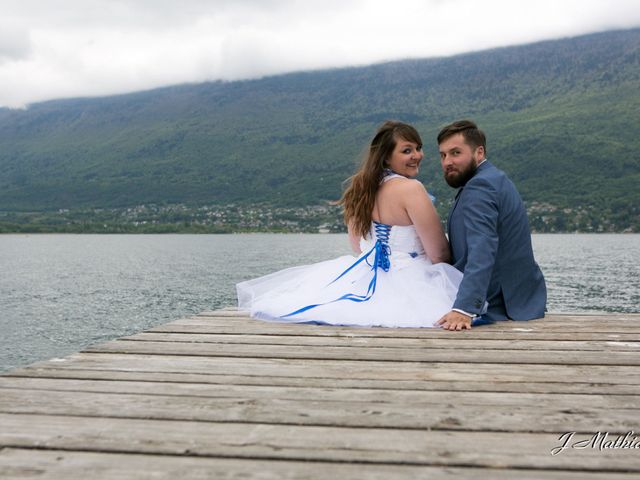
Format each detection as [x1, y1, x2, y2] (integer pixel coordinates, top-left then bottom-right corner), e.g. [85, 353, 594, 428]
[1, 448, 637, 480]
[1, 311, 640, 479]
[1, 413, 640, 471]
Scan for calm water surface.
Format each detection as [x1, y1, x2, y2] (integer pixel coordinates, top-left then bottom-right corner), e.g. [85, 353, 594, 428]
[1, 233, 638, 372]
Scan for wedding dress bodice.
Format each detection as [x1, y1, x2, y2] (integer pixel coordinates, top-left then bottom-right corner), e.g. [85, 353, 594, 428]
[360, 223, 425, 259]
[359, 171, 426, 261]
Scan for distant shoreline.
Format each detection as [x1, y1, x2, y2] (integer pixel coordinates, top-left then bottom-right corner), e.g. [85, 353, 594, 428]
[1, 201, 636, 234]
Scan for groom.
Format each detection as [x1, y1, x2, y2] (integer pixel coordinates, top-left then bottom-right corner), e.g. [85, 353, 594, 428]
[436, 120, 546, 330]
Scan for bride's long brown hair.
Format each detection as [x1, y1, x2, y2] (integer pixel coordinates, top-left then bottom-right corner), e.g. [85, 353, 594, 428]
[339, 121, 423, 238]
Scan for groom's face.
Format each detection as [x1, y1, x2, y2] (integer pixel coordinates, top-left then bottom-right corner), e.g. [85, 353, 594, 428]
[439, 134, 484, 188]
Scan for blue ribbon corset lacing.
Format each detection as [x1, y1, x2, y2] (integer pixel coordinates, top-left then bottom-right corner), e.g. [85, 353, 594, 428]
[281, 222, 392, 318]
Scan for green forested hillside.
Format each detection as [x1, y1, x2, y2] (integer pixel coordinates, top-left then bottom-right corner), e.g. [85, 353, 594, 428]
[0, 28, 638, 231]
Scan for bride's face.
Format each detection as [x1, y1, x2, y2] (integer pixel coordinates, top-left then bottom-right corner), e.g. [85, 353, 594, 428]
[386, 137, 423, 178]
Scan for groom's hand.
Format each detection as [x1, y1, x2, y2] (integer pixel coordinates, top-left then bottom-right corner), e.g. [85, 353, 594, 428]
[437, 311, 472, 330]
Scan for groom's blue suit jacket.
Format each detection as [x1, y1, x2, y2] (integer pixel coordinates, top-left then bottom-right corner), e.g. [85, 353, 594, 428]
[447, 160, 546, 321]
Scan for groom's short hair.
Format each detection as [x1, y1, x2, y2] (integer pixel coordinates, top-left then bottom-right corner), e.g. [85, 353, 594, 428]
[437, 120, 487, 152]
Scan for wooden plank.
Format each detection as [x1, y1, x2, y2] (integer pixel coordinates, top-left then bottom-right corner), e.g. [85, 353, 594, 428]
[19, 353, 640, 384]
[2, 448, 635, 480]
[175, 313, 640, 331]
[82, 339, 640, 365]
[6, 366, 640, 394]
[0, 448, 634, 480]
[4, 386, 635, 433]
[180, 313, 640, 328]
[1, 413, 639, 471]
[121, 332, 640, 351]
[2, 376, 638, 409]
[136, 327, 640, 342]
[157, 316, 640, 335]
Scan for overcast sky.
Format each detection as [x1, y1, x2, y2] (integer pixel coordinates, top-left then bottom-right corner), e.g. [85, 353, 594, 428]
[1, 0, 639, 108]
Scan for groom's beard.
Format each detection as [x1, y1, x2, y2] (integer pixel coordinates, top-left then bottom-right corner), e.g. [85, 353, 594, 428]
[444, 158, 479, 188]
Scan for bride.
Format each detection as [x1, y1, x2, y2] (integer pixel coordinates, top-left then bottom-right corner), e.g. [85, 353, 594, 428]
[236, 120, 462, 327]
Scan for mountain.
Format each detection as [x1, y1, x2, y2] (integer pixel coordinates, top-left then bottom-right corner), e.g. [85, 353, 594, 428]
[0, 28, 639, 232]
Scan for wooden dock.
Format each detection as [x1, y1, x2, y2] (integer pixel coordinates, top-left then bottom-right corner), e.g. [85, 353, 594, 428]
[1, 310, 640, 478]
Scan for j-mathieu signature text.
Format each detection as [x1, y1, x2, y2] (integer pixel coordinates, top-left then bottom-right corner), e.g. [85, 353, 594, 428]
[551, 431, 640, 455]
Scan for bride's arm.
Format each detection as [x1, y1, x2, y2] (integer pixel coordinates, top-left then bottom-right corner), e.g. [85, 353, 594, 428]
[347, 221, 362, 254]
[403, 181, 451, 264]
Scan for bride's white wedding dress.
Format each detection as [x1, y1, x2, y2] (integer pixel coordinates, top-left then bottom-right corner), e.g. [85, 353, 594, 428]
[237, 175, 462, 327]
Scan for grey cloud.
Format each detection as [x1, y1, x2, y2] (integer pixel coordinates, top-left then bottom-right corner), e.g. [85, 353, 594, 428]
[0, 24, 31, 62]
[1, 0, 639, 108]
[0, 0, 355, 30]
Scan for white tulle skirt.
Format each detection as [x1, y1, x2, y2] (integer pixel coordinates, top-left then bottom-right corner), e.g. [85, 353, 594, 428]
[236, 250, 462, 328]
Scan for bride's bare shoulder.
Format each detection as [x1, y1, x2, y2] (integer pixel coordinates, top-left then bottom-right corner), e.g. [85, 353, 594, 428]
[382, 177, 426, 194]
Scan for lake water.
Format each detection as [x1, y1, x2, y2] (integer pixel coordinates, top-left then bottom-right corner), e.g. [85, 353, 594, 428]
[1, 233, 638, 372]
